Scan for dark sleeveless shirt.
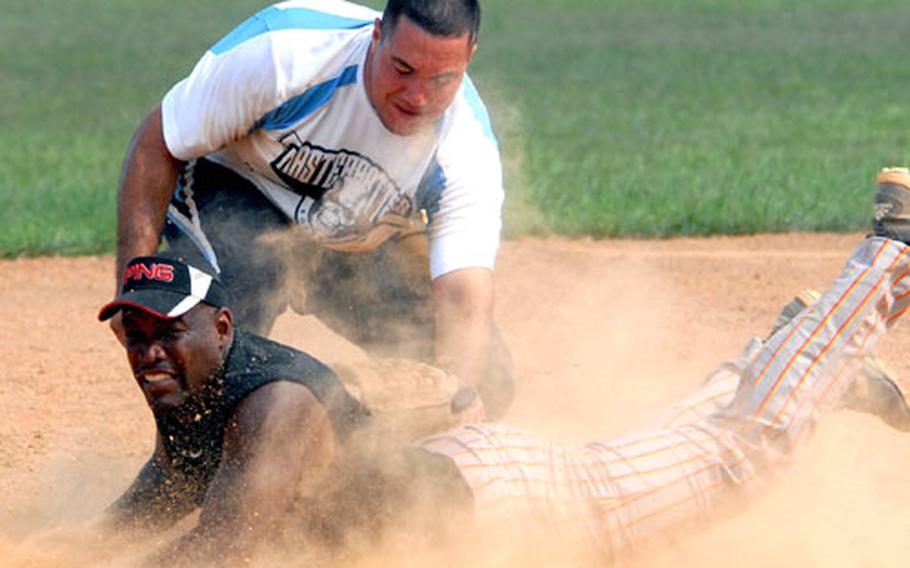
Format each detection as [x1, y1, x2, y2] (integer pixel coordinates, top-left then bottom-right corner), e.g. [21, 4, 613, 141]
[154, 329, 370, 505]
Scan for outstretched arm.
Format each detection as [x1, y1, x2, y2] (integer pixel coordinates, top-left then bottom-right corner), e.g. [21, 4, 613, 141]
[115, 104, 182, 295]
[433, 267, 494, 396]
[103, 433, 200, 532]
[150, 381, 336, 566]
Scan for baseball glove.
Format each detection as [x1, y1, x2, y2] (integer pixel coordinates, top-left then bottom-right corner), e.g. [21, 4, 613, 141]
[334, 357, 484, 444]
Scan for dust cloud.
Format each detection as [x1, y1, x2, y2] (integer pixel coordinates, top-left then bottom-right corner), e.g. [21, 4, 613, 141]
[1, 234, 908, 566]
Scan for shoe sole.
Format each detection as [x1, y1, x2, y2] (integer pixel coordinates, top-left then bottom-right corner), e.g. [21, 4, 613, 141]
[876, 167, 910, 188]
[874, 167, 910, 242]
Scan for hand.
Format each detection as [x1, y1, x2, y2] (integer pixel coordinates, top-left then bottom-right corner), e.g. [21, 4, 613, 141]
[451, 386, 486, 423]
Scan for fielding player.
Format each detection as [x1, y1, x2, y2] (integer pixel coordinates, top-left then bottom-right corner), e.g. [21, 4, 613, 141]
[112, 0, 514, 419]
[96, 170, 910, 565]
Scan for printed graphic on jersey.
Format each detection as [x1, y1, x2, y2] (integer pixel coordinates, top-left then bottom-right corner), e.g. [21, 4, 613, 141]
[271, 135, 416, 250]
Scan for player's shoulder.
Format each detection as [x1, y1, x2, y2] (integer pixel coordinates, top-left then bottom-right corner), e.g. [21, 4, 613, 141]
[232, 380, 327, 431]
[210, 0, 376, 57]
[255, 0, 378, 33]
[270, 0, 380, 21]
[232, 330, 336, 379]
[243, 379, 321, 406]
[441, 75, 499, 151]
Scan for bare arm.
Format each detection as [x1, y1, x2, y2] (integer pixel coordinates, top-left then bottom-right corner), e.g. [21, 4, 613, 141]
[433, 267, 494, 394]
[103, 433, 200, 532]
[115, 104, 182, 294]
[151, 381, 336, 566]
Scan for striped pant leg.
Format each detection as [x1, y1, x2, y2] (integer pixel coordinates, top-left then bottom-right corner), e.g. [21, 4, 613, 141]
[419, 425, 601, 554]
[586, 237, 910, 553]
[721, 236, 910, 450]
[421, 237, 910, 560]
[648, 337, 763, 430]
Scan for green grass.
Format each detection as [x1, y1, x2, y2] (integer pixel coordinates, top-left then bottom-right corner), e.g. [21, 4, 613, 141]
[477, 0, 910, 236]
[1, 0, 267, 257]
[4, 0, 910, 256]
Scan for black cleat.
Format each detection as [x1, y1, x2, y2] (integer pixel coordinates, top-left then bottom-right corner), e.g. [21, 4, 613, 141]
[872, 167, 910, 244]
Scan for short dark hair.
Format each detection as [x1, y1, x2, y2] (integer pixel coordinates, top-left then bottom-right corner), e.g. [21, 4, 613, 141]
[381, 0, 481, 44]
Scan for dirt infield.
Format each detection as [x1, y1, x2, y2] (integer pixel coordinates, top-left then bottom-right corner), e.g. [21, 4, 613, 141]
[1, 233, 908, 566]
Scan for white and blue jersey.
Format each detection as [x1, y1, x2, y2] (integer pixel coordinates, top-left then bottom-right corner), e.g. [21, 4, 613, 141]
[161, 0, 503, 279]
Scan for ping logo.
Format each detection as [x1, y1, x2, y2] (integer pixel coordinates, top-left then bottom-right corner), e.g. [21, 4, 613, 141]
[123, 263, 175, 283]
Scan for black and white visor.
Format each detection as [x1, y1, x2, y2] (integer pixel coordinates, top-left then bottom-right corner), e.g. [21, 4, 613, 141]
[98, 256, 229, 321]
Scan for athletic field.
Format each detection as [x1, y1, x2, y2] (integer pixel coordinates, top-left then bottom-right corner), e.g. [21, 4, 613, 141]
[1, 1, 908, 566]
[4, 0, 910, 256]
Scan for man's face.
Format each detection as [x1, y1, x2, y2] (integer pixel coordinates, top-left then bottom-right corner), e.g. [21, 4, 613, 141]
[122, 305, 232, 414]
[364, 16, 476, 135]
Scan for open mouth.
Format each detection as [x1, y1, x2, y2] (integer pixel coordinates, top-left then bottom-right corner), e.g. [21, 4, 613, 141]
[138, 370, 182, 399]
[142, 372, 174, 384]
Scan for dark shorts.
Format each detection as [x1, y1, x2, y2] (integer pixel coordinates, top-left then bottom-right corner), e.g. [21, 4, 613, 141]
[163, 158, 514, 418]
